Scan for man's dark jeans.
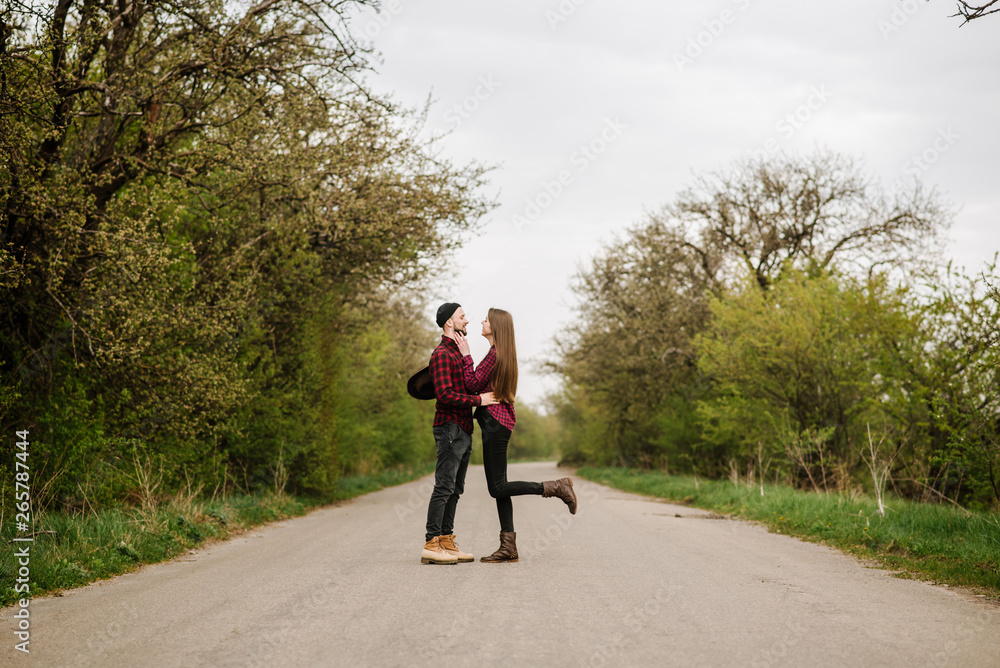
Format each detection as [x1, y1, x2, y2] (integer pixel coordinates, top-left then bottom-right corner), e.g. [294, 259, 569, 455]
[425, 421, 472, 542]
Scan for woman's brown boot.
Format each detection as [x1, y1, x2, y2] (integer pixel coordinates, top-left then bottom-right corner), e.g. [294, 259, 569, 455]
[542, 477, 578, 514]
[480, 531, 518, 563]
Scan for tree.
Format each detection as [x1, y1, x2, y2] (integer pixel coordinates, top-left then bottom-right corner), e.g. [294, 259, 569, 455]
[695, 270, 923, 491]
[0, 0, 493, 507]
[551, 150, 952, 471]
[551, 221, 718, 466]
[952, 1, 1000, 23]
[659, 150, 949, 292]
[909, 261, 1000, 507]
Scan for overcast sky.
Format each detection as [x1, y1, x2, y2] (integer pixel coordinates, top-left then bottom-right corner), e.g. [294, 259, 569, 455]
[350, 0, 1000, 409]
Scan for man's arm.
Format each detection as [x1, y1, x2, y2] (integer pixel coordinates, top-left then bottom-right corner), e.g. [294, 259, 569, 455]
[431, 351, 482, 407]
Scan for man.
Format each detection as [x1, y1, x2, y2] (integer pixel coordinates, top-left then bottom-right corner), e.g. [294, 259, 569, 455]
[421, 302, 497, 565]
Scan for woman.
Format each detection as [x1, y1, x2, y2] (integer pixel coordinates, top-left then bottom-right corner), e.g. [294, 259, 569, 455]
[456, 307, 577, 563]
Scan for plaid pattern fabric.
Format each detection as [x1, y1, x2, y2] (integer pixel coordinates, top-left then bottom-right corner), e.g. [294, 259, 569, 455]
[462, 347, 517, 430]
[431, 336, 481, 433]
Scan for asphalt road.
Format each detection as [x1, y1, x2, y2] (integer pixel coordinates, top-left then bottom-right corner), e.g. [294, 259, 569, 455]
[2, 462, 998, 667]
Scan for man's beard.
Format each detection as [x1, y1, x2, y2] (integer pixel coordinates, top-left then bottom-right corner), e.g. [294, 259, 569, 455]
[456, 328, 467, 336]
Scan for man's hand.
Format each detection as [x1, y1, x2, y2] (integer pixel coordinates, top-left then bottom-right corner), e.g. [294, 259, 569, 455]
[456, 331, 471, 356]
[480, 392, 498, 406]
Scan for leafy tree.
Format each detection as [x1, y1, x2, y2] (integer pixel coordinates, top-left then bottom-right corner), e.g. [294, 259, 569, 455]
[908, 262, 1000, 507]
[551, 221, 716, 466]
[553, 169, 1000, 508]
[695, 261, 1000, 507]
[0, 0, 493, 508]
[695, 270, 924, 491]
[551, 150, 950, 470]
[502, 405, 560, 462]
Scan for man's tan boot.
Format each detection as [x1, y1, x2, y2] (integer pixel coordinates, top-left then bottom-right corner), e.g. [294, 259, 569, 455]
[421, 536, 458, 564]
[439, 534, 474, 562]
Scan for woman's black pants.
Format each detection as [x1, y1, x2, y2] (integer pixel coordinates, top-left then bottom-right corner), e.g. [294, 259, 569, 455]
[476, 407, 543, 532]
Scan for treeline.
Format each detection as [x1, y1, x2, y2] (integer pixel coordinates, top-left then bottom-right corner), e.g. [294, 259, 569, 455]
[0, 0, 498, 512]
[551, 151, 1000, 511]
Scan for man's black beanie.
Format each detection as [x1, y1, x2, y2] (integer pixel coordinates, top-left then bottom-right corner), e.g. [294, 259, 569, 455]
[436, 302, 461, 329]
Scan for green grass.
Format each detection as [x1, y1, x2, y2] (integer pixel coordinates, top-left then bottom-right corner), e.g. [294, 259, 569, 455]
[578, 467, 1000, 596]
[1, 462, 435, 607]
[331, 461, 435, 500]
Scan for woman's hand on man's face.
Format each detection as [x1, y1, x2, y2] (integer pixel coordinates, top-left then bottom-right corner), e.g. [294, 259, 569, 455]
[455, 331, 471, 356]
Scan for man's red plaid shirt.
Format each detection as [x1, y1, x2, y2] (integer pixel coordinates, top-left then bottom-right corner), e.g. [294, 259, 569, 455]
[430, 336, 481, 433]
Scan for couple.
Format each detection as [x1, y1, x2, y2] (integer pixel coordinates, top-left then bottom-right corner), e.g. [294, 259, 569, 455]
[421, 302, 578, 565]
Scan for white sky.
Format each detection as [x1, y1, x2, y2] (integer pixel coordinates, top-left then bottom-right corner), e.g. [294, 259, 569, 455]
[352, 0, 1000, 410]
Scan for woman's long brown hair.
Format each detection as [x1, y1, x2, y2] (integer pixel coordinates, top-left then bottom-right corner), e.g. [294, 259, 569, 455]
[488, 307, 518, 404]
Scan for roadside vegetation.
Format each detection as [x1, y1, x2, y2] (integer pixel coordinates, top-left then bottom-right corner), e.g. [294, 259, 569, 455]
[551, 151, 1000, 514]
[553, 151, 999, 581]
[0, 464, 435, 607]
[579, 467, 1000, 595]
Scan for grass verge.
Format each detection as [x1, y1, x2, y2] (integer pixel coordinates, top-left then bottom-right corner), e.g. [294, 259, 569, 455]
[1, 462, 434, 607]
[578, 467, 1000, 596]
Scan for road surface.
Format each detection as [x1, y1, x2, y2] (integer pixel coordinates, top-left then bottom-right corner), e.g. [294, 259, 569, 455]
[2, 462, 997, 667]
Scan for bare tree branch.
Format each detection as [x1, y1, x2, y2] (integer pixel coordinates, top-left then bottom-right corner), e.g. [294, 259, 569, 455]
[953, 0, 1000, 23]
